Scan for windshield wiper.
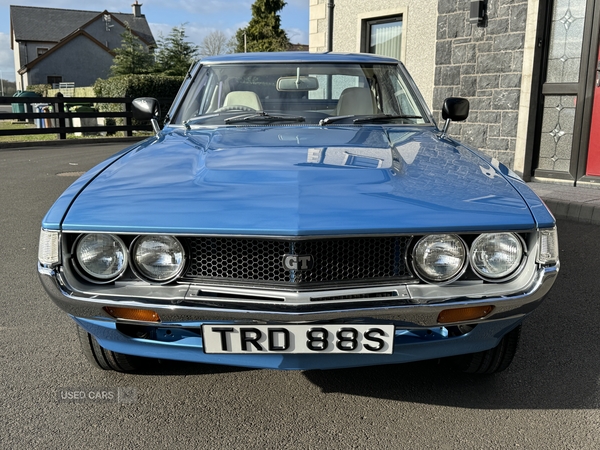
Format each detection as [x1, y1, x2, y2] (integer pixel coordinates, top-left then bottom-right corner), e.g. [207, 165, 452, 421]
[319, 115, 356, 126]
[224, 111, 305, 124]
[353, 114, 423, 124]
[184, 113, 221, 128]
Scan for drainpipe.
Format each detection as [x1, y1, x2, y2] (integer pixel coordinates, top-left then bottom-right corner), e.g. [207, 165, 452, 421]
[327, 0, 334, 52]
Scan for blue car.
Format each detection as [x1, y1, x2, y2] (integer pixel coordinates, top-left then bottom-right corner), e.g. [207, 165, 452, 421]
[38, 52, 559, 373]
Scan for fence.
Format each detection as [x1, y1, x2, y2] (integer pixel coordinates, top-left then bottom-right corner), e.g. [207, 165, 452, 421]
[0, 96, 171, 139]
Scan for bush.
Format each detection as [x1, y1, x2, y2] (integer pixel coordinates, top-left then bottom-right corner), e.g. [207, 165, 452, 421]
[25, 84, 52, 96]
[93, 74, 183, 98]
[47, 87, 95, 98]
[93, 74, 183, 133]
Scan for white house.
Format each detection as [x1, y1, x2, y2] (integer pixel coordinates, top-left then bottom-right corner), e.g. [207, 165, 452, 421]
[10, 2, 155, 90]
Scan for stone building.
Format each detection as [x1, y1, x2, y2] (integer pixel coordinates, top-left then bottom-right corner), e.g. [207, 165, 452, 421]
[310, 0, 600, 187]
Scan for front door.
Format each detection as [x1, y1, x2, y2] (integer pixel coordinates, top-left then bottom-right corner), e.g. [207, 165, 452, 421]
[531, 0, 600, 184]
[585, 47, 600, 176]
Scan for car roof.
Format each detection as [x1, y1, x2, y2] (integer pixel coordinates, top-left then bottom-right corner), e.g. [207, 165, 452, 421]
[199, 52, 400, 65]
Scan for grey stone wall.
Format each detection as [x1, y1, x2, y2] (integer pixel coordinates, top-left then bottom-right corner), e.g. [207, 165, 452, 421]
[434, 0, 528, 168]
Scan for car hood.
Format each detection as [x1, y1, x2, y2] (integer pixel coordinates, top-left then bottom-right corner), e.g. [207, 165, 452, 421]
[62, 126, 536, 235]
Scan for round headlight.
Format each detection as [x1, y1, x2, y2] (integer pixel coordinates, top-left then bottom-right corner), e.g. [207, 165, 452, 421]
[76, 234, 128, 281]
[132, 235, 185, 283]
[470, 233, 523, 280]
[412, 234, 467, 283]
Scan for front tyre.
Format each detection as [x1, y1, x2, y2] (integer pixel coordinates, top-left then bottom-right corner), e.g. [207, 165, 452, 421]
[77, 326, 148, 372]
[447, 325, 522, 374]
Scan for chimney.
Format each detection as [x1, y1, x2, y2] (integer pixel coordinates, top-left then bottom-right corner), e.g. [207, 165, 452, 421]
[132, 1, 142, 17]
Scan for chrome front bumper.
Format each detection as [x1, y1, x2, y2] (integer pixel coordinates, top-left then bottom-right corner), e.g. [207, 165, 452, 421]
[39, 262, 559, 328]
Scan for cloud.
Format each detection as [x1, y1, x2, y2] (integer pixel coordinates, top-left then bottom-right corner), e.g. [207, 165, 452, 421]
[148, 23, 174, 41]
[157, 0, 252, 15]
[284, 0, 309, 7]
[149, 22, 245, 47]
[0, 32, 16, 81]
[0, 0, 131, 13]
[285, 27, 307, 45]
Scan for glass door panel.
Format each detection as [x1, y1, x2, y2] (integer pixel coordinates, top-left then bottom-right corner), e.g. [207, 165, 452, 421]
[546, 0, 587, 83]
[533, 0, 591, 182]
[538, 95, 577, 172]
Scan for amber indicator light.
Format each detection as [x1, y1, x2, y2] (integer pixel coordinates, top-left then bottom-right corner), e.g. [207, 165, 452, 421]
[104, 307, 161, 322]
[437, 305, 494, 324]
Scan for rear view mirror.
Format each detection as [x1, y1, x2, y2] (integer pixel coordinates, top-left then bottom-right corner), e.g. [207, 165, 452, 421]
[277, 76, 319, 91]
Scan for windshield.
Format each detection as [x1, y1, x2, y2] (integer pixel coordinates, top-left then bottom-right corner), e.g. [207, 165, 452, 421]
[171, 62, 430, 126]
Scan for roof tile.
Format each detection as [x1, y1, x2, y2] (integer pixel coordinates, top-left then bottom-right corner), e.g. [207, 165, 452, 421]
[10, 5, 155, 45]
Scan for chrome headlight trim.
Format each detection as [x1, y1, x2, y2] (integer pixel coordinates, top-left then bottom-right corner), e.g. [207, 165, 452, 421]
[411, 234, 468, 284]
[74, 233, 128, 283]
[470, 232, 525, 282]
[130, 235, 186, 284]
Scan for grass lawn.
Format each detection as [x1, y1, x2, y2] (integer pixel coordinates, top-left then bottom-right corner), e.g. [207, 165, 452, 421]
[0, 120, 152, 142]
[0, 121, 56, 142]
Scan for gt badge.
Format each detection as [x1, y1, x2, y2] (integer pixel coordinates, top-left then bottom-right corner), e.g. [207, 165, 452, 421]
[282, 254, 314, 271]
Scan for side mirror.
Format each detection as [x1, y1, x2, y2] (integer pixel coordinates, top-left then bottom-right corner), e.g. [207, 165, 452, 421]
[132, 97, 161, 134]
[440, 97, 469, 138]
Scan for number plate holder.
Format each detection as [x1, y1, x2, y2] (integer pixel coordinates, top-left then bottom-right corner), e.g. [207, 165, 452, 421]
[202, 324, 395, 354]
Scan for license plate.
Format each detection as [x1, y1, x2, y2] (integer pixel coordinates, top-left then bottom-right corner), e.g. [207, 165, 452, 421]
[202, 324, 394, 354]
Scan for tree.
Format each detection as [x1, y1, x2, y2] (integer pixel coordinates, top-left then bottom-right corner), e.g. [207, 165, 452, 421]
[1, 78, 17, 96]
[233, 0, 290, 53]
[199, 30, 233, 57]
[110, 26, 155, 76]
[154, 25, 199, 76]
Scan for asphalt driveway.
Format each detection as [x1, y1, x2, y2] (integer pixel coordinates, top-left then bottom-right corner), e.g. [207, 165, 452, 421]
[1, 142, 599, 449]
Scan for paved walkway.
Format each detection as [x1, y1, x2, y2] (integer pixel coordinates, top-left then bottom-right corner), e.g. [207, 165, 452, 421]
[527, 182, 600, 224]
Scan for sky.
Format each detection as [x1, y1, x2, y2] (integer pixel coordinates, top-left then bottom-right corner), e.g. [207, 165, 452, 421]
[0, 0, 309, 82]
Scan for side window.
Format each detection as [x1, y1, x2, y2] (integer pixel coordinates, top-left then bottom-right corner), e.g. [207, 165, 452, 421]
[308, 75, 364, 100]
[47, 76, 62, 86]
[309, 75, 329, 100]
[331, 75, 362, 99]
[389, 75, 419, 116]
[173, 70, 211, 122]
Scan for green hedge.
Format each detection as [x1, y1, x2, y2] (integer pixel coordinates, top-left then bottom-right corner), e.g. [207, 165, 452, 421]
[25, 84, 52, 96]
[93, 74, 184, 99]
[47, 87, 95, 98]
[93, 74, 184, 130]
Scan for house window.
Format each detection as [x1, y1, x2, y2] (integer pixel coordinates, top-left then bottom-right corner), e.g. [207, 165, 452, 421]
[363, 16, 403, 60]
[47, 76, 62, 85]
[37, 47, 49, 57]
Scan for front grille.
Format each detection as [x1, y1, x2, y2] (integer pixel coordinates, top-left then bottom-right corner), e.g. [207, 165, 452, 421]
[182, 236, 414, 289]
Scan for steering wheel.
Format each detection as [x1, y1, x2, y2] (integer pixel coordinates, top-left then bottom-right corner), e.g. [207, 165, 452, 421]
[214, 105, 256, 113]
